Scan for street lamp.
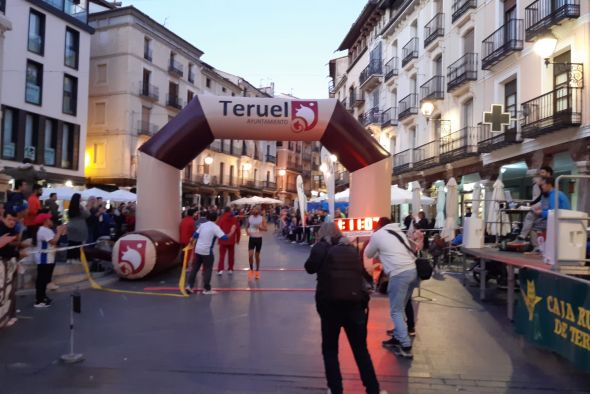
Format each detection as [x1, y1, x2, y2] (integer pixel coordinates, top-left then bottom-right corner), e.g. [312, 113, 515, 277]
[329, 154, 337, 163]
[204, 156, 214, 165]
[243, 162, 252, 171]
[533, 32, 558, 65]
[420, 100, 434, 119]
[278, 169, 286, 177]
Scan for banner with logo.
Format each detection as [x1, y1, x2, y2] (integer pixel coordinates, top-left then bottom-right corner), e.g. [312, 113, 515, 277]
[0, 259, 18, 329]
[515, 268, 590, 371]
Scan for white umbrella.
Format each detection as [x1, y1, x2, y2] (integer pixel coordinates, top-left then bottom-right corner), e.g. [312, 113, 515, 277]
[81, 187, 110, 200]
[230, 197, 252, 205]
[335, 188, 350, 202]
[411, 181, 422, 221]
[434, 181, 445, 228]
[391, 185, 434, 205]
[441, 177, 458, 242]
[472, 182, 482, 219]
[41, 187, 76, 201]
[486, 178, 511, 236]
[108, 189, 137, 202]
[309, 196, 325, 203]
[260, 197, 283, 205]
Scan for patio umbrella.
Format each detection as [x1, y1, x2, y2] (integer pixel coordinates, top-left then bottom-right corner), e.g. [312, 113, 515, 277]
[231, 197, 253, 205]
[108, 189, 137, 202]
[411, 181, 422, 221]
[472, 182, 482, 219]
[486, 178, 511, 236]
[260, 197, 283, 205]
[434, 181, 445, 228]
[441, 177, 458, 242]
[41, 187, 76, 201]
[81, 187, 110, 200]
[390, 185, 434, 205]
[335, 188, 350, 202]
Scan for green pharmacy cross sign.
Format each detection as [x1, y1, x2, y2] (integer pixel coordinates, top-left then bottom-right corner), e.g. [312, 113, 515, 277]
[483, 104, 511, 132]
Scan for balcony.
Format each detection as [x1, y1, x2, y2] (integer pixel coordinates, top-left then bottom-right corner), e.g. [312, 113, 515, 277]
[359, 107, 381, 127]
[393, 149, 412, 174]
[350, 89, 365, 108]
[402, 38, 419, 67]
[266, 154, 276, 163]
[381, 107, 398, 127]
[398, 93, 418, 121]
[263, 181, 277, 190]
[424, 13, 444, 48]
[188, 70, 196, 84]
[384, 57, 399, 82]
[195, 174, 218, 186]
[481, 19, 524, 70]
[42, 0, 88, 23]
[328, 80, 335, 97]
[139, 82, 159, 101]
[420, 76, 445, 102]
[287, 161, 300, 171]
[439, 127, 478, 163]
[359, 60, 383, 91]
[166, 94, 184, 110]
[413, 140, 440, 170]
[452, 0, 477, 23]
[168, 59, 184, 77]
[136, 120, 158, 136]
[239, 178, 258, 189]
[335, 171, 350, 187]
[286, 182, 297, 192]
[447, 53, 478, 92]
[521, 85, 582, 139]
[525, 0, 580, 42]
[478, 119, 519, 153]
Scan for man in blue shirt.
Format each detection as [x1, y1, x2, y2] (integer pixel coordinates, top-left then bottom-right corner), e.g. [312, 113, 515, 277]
[534, 177, 571, 220]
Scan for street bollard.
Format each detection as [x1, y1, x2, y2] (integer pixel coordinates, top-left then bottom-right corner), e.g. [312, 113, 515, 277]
[60, 291, 84, 364]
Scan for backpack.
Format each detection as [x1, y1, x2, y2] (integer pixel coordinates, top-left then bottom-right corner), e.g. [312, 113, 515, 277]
[322, 243, 369, 303]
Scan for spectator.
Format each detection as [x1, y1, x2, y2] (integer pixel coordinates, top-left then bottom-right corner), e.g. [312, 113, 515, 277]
[66, 193, 89, 264]
[34, 213, 66, 308]
[217, 207, 239, 275]
[179, 209, 196, 247]
[44, 193, 60, 224]
[24, 184, 43, 242]
[7, 179, 27, 206]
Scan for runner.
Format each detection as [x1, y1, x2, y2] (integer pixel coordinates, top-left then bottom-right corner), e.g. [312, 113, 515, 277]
[247, 206, 267, 280]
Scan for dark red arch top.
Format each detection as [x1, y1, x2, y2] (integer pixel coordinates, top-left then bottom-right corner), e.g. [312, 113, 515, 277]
[139, 95, 389, 173]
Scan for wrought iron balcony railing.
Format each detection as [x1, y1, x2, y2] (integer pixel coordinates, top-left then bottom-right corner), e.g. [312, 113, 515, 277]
[478, 117, 519, 153]
[384, 57, 399, 81]
[359, 107, 381, 126]
[424, 13, 444, 48]
[350, 89, 365, 108]
[447, 53, 478, 92]
[521, 85, 582, 139]
[137, 120, 158, 136]
[481, 19, 524, 70]
[381, 107, 398, 127]
[166, 94, 184, 110]
[168, 59, 184, 77]
[393, 149, 412, 174]
[263, 181, 277, 189]
[335, 171, 350, 187]
[525, 0, 580, 42]
[359, 59, 383, 87]
[402, 37, 419, 67]
[195, 174, 218, 186]
[413, 140, 440, 170]
[139, 82, 159, 101]
[398, 93, 418, 120]
[420, 75, 445, 101]
[266, 154, 276, 163]
[439, 127, 478, 163]
[452, 0, 477, 23]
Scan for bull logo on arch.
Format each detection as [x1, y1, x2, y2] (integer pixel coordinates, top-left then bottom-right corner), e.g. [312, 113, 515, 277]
[113, 95, 391, 279]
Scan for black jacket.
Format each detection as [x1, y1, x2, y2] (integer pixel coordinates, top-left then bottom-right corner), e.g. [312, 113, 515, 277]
[305, 238, 371, 306]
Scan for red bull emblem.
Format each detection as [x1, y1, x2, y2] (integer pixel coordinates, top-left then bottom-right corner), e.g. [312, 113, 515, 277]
[118, 240, 146, 276]
[291, 101, 318, 133]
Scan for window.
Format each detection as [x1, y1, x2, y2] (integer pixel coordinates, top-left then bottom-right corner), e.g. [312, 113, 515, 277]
[143, 37, 152, 61]
[504, 79, 517, 119]
[96, 64, 107, 84]
[63, 74, 78, 115]
[24, 114, 38, 162]
[92, 142, 106, 168]
[95, 102, 105, 124]
[206, 78, 211, 88]
[219, 162, 225, 184]
[462, 98, 473, 127]
[187, 90, 194, 103]
[64, 27, 79, 69]
[26, 60, 43, 105]
[188, 63, 194, 83]
[1, 107, 16, 159]
[28, 9, 45, 55]
[61, 123, 73, 168]
[222, 87, 226, 93]
[43, 119, 56, 166]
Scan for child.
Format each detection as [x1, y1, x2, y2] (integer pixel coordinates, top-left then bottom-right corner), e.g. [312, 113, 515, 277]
[34, 213, 66, 308]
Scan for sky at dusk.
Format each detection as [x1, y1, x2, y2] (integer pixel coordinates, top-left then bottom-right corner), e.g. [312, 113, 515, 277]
[124, 0, 366, 98]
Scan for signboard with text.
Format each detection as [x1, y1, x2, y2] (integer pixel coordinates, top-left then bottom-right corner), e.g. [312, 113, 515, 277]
[515, 268, 590, 371]
[335, 217, 379, 237]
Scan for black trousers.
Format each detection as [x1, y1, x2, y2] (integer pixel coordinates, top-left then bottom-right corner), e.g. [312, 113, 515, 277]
[36, 264, 55, 303]
[67, 241, 82, 260]
[406, 299, 415, 331]
[318, 302, 380, 394]
[187, 254, 214, 291]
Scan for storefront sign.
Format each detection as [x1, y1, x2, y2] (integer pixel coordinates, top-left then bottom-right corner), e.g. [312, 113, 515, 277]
[515, 268, 590, 371]
[335, 217, 379, 236]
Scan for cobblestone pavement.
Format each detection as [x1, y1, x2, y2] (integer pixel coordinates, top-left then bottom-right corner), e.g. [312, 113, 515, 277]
[1, 230, 589, 393]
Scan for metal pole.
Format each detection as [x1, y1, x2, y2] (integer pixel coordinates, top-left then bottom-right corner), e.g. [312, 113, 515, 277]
[61, 293, 84, 364]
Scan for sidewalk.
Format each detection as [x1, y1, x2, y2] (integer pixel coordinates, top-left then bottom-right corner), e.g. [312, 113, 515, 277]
[0, 230, 588, 393]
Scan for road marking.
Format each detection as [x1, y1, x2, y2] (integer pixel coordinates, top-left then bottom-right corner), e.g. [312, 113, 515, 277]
[144, 287, 315, 292]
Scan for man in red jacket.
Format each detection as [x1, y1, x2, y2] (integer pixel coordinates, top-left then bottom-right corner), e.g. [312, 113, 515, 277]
[24, 184, 42, 242]
[179, 209, 196, 247]
[217, 207, 238, 275]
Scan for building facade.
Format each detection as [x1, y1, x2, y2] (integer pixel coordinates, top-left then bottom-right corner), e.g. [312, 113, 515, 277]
[1, 0, 103, 185]
[330, 0, 589, 216]
[85, 6, 278, 207]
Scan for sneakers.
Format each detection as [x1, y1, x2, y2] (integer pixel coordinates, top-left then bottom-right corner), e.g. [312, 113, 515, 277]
[47, 282, 60, 291]
[408, 328, 416, 337]
[248, 270, 254, 280]
[255, 271, 261, 280]
[202, 290, 217, 295]
[228, 270, 233, 275]
[34, 302, 51, 308]
[217, 270, 224, 276]
[386, 329, 394, 336]
[393, 345, 414, 359]
[184, 287, 193, 294]
[382, 337, 401, 348]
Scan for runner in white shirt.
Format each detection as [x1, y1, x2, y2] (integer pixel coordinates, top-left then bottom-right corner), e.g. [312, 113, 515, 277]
[186, 211, 227, 295]
[247, 207, 267, 280]
[34, 213, 66, 308]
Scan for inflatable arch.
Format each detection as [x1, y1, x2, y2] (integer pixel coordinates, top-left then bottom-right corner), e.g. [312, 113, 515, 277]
[112, 95, 392, 279]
